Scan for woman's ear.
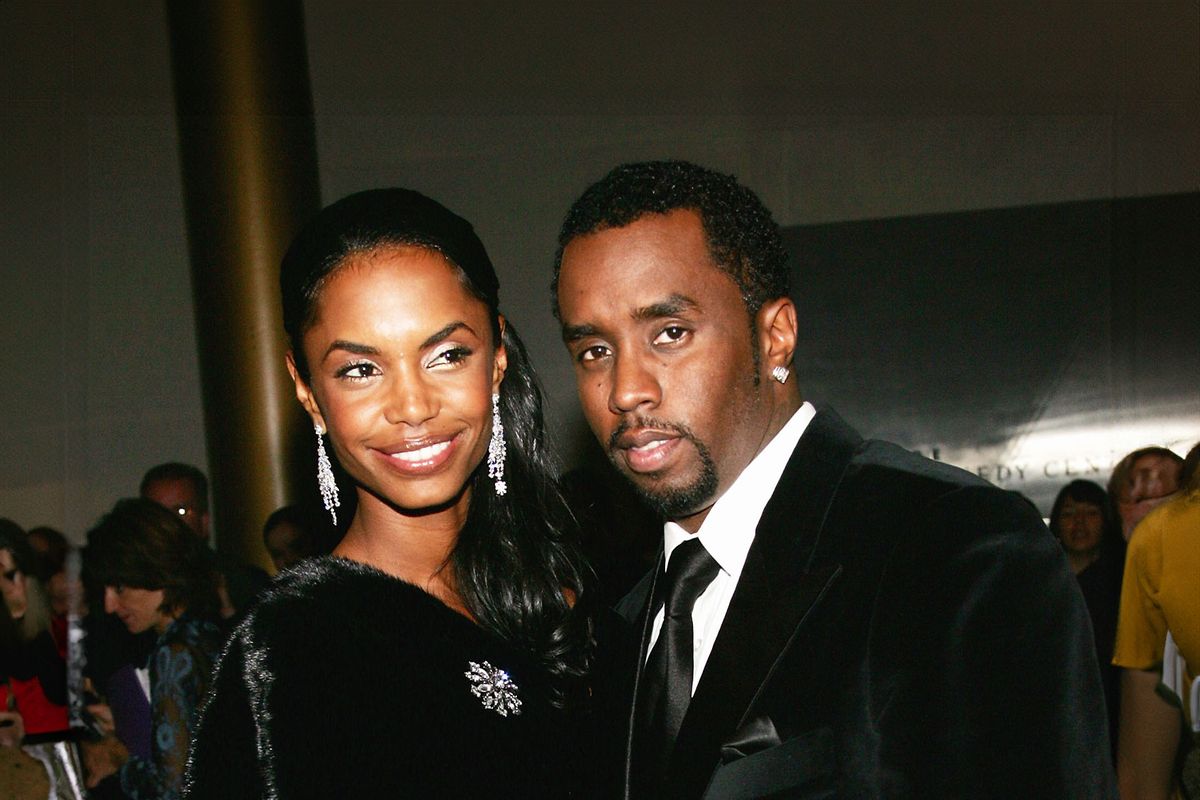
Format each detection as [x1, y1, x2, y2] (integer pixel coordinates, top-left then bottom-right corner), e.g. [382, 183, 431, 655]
[757, 297, 798, 376]
[286, 351, 325, 430]
[492, 315, 509, 392]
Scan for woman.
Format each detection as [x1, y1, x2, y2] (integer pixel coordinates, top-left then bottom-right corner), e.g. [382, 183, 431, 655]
[0, 518, 69, 740]
[186, 189, 596, 797]
[81, 498, 222, 799]
[1049, 479, 1124, 759]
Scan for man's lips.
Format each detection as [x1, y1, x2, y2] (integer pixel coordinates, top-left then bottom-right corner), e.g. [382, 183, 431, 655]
[612, 428, 683, 474]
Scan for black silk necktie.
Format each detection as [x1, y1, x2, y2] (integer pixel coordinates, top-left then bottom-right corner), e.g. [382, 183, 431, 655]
[633, 538, 721, 794]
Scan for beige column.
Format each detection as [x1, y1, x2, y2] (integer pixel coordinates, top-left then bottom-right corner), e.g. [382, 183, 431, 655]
[166, 0, 321, 570]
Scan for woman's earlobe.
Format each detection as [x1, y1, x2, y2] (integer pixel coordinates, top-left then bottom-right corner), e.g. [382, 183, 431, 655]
[493, 316, 509, 388]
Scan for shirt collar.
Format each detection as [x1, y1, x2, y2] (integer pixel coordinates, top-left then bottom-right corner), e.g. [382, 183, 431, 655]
[664, 402, 816, 579]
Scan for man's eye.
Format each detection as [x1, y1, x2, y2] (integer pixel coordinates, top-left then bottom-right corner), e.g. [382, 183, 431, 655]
[578, 345, 610, 363]
[653, 326, 689, 345]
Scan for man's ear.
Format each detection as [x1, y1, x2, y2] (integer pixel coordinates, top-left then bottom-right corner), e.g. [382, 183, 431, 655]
[286, 351, 325, 430]
[492, 315, 509, 393]
[757, 297, 798, 375]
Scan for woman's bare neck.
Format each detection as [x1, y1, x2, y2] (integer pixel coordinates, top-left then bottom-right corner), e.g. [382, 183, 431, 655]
[332, 489, 474, 619]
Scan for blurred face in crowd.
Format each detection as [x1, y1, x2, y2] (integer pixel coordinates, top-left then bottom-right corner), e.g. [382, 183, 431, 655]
[104, 585, 171, 635]
[265, 521, 315, 572]
[1117, 453, 1182, 540]
[0, 549, 27, 618]
[289, 246, 506, 516]
[1056, 497, 1104, 556]
[142, 477, 210, 541]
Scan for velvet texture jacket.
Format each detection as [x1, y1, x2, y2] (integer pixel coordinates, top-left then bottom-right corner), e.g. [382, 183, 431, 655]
[612, 408, 1117, 799]
[184, 558, 591, 799]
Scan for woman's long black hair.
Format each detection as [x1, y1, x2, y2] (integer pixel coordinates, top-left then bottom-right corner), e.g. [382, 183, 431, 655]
[281, 189, 593, 707]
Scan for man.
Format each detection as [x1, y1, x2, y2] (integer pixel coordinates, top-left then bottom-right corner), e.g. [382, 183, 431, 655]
[140, 462, 267, 619]
[1112, 442, 1199, 799]
[261, 504, 330, 573]
[139, 462, 214, 542]
[553, 161, 1115, 798]
[1106, 446, 1183, 540]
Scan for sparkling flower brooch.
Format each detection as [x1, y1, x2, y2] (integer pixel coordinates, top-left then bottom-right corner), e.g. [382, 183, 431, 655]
[465, 660, 523, 717]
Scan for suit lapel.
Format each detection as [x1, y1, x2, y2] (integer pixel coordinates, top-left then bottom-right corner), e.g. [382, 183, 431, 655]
[618, 554, 662, 800]
[665, 408, 863, 798]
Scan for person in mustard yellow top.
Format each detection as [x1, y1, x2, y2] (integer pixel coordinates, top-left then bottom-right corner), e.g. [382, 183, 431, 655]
[1113, 442, 1200, 800]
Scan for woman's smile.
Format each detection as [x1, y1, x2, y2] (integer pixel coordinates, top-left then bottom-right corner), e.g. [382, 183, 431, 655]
[374, 433, 461, 474]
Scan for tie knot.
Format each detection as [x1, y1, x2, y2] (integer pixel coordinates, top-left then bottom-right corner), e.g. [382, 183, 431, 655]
[662, 538, 720, 617]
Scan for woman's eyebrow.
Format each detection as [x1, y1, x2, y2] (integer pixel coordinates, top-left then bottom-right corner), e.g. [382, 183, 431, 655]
[321, 321, 480, 361]
[323, 340, 379, 360]
[421, 321, 477, 349]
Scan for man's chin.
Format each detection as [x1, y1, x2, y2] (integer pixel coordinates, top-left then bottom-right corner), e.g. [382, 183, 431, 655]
[621, 469, 717, 520]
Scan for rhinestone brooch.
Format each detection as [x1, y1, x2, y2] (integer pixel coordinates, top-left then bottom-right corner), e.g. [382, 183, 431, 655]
[465, 660, 523, 717]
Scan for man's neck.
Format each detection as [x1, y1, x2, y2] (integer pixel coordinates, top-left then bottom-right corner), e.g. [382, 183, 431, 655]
[670, 398, 810, 535]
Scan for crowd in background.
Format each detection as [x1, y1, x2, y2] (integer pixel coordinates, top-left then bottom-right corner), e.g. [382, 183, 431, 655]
[2, 440, 1198, 798]
[1048, 443, 1200, 799]
[0, 463, 331, 799]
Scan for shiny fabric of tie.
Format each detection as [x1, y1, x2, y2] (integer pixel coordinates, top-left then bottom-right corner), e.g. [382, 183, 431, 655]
[633, 537, 721, 795]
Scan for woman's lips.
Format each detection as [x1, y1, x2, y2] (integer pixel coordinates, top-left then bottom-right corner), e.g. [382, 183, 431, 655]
[376, 435, 459, 475]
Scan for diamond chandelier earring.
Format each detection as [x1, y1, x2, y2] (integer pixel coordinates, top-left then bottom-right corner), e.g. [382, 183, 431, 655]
[315, 423, 341, 525]
[488, 393, 507, 496]
[771, 365, 790, 384]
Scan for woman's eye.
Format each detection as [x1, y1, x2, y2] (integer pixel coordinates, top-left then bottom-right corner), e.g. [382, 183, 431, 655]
[653, 325, 689, 345]
[337, 362, 380, 381]
[428, 346, 472, 368]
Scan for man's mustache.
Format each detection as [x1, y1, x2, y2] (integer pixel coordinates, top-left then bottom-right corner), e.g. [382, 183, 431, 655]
[607, 417, 696, 453]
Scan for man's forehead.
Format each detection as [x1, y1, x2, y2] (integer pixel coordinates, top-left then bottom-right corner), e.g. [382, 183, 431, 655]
[560, 217, 729, 297]
[1131, 454, 1179, 475]
[144, 477, 199, 503]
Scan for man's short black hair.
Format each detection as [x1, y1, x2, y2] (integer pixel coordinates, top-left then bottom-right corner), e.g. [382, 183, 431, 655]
[139, 462, 209, 513]
[552, 160, 790, 320]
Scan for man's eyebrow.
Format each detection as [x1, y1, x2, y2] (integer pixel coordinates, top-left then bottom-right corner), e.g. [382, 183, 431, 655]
[633, 294, 700, 320]
[561, 323, 598, 343]
[560, 295, 701, 343]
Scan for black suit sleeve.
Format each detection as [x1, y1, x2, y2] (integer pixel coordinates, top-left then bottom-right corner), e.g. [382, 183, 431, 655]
[902, 486, 1115, 799]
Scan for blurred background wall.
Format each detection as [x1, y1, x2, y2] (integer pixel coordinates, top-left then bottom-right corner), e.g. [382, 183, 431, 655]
[2, 1, 1197, 540]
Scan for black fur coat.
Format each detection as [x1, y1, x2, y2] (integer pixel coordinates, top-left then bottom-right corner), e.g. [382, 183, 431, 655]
[184, 557, 591, 798]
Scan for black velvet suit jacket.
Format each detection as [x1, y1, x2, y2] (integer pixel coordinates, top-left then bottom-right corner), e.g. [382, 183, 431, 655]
[611, 408, 1116, 799]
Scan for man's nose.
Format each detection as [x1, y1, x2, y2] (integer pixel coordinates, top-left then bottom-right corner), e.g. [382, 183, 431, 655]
[609, 353, 661, 415]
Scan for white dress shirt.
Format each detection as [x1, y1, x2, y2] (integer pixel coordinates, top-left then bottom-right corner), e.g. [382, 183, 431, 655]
[647, 401, 816, 694]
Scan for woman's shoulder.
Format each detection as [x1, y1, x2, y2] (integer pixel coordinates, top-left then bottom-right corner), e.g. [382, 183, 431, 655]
[253, 556, 430, 611]
[233, 556, 463, 652]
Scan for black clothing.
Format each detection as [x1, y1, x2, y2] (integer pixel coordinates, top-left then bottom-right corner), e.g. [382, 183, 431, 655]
[1075, 544, 1125, 759]
[611, 408, 1116, 799]
[186, 557, 589, 798]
